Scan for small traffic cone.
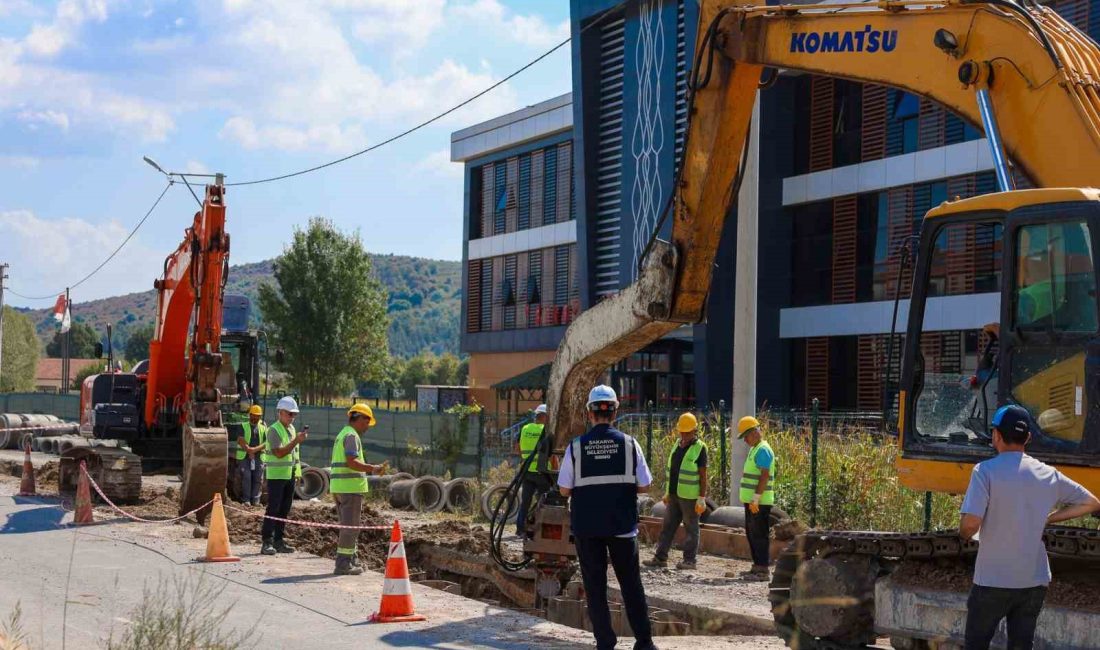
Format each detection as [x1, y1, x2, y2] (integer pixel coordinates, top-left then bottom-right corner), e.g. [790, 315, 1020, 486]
[370, 520, 427, 623]
[73, 461, 94, 525]
[17, 440, 35, 496]
[199, 493, 240, 562]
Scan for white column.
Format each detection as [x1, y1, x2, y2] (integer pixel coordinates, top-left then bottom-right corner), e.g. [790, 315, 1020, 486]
[730, 97, 760, 505]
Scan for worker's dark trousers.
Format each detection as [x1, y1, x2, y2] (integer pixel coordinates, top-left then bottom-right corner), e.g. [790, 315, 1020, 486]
[262, 478, 296, 542]
[743, 504, 772, 567]
[653, 496, 700, 562]
[515, 473, 550, 536]
[239, 461, 263, 505]
[965, 585, 1046, 650]
[574, 535, 655, 650]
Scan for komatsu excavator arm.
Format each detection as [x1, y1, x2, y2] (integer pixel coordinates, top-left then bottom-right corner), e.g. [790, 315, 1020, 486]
[547, 0, 1100, 447]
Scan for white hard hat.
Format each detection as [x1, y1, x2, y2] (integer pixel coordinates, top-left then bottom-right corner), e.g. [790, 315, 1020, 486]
[276, 396, 300, 413]
[534, 404, 548, 415]
[586, 385, 619, 410]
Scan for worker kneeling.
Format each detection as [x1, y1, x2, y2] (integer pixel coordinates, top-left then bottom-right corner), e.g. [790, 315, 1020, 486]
[644, 412, 707, 570]
[330, 403, 388, 575]
[558, 385, 657, 650]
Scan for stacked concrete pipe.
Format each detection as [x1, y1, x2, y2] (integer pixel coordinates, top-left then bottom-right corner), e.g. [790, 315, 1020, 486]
[479, 483, 519, 521]
[389, 476, 446, 512]
[442, 477, 477, 514]
[295, 466, 330, 500]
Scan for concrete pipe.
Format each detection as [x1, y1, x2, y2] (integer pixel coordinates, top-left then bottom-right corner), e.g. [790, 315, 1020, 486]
[443, 478, 477, 514]
[0, 414, 23, 449]
[636, 495, 655, 516]
[390, 472, 415, 482]
[58, 438, 89, 455]
[366, 474, 397, 492]
[479, 483, 519, 521]
[650, 497, 718, 521]
[40, 437, 59, 455]
[702, 505, 790, 529]
[294, 467, 329, 500]
[389, 477, 446, 512]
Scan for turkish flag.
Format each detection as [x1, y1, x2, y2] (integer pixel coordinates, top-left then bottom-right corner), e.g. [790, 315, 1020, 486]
[51, 294, 66, 322]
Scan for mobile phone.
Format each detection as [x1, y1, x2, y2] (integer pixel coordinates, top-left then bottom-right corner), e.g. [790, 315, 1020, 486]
[302, 425, 310, 431]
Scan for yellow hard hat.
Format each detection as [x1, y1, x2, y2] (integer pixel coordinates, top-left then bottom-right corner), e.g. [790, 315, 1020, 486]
[737, 415, 761, 438]
[676, 412, 698, 433]
[348, 403, 376, 427]
[248, 404, 263, 416]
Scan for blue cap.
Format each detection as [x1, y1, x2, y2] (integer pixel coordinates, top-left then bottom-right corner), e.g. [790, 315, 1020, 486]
[991, 404, 1031, 437]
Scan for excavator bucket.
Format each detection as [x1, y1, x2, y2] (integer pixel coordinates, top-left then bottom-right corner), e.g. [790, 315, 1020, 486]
[180, 424, 228, 524]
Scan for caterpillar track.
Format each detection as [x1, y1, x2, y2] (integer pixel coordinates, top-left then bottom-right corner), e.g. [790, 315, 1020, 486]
[769, 529, 1100, 649]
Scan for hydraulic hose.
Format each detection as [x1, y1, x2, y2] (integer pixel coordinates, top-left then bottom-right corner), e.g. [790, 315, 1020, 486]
[488, 432, 547, 572]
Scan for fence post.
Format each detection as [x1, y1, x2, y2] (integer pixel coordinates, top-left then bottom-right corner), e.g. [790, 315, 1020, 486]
[429, 415, 436, 476]
[475, 413, 485, 480]
[392, 411, 400, 470]
[810, 397, 820, 529]
[718, 399, 727, 505]
[924, 491, 933, 532]
[645, 400, 654, 465]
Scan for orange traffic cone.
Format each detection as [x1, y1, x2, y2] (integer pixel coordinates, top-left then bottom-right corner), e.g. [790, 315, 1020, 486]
[199, 494, 240, 562]
[73, 461, 94, 525]
[370, 520, 427, 623]
[17, 440, 35, 496]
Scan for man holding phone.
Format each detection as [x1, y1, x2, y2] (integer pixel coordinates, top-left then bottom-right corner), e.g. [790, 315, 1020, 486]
[262, 396, 309, 555]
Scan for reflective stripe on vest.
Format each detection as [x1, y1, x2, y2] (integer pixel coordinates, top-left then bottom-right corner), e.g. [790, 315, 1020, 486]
[265, 421, 300, 480]
[739, 440, 776, 505]
[519, 423, 544, 473]
[571, 436, 636, 487]
[236, 421, 266, 461]
[666, 439, 706, 500]
[330, 426, 369, 494]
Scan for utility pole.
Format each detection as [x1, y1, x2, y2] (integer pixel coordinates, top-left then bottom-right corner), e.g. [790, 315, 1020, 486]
[0, 263, 8, 389]
[62, 287, 70, 394]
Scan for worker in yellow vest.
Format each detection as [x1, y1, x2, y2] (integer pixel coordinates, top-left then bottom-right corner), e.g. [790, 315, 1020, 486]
[733, 416, 775, 581]
[236, 404, 267, 506]
[330, 403, 388, 575]
[261, 396, 307, 556]
[644, 412, 708, 570]
[514, 404, 550, 538]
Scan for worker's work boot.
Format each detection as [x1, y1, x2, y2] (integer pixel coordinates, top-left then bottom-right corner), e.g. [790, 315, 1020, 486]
[643, 556, 668, 568]
[334, 556, 364, 576]
[273, 539, 296, 554]
[675, 559, 697, 570]
[741, 566, 770, 581]
[261, 539, 276, 556]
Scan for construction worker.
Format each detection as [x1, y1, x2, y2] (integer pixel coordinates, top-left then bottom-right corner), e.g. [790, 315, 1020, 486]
[558, 385, 656, 650]
[959, 405, 1100, 649]
[261, 396, 307, 556]
[731, 416, 774, 581]
[236, 404, 267, 506]
[514, 403, 550, 538]
[330, 403, 388, 575]
[644, 412, 707, 570]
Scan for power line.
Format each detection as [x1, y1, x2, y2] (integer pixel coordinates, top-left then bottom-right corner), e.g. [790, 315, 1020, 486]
[8, 182, 173, 301]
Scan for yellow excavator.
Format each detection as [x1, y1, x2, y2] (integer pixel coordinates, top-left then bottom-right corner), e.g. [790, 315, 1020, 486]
[521, 0, 1100, 647]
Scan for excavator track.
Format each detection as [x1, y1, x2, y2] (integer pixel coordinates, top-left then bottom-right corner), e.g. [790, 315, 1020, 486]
[179, 424, 228, 524]
[59, 446, 143, 504]
[770, 528, 1100, 648]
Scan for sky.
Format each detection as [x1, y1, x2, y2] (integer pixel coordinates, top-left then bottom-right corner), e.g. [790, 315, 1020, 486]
[0, 0, 573, 308]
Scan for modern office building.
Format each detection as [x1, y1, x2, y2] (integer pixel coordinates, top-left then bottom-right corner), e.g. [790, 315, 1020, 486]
[456, 0, 1100, 413]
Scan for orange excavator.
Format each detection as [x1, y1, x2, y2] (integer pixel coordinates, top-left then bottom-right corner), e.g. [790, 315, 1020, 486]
[513, 0, 1100, 647]
[65, 175, 259, 520]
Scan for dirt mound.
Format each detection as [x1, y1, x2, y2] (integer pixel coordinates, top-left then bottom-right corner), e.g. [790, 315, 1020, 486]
[890, 559, 1100, 612]
[405, 520, 490, 557]
[0, 459, 59, 492]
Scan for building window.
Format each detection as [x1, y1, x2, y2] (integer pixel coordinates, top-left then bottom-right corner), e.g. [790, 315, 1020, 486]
[469, 167, 483, 239]
[790, 201, 834, 307]
[543, 147, 558, 226]
[889, 91, 919, 156]
[518, 154, 531, 231]
[479, 260, 493, 332]
[494, 164, 506, 235]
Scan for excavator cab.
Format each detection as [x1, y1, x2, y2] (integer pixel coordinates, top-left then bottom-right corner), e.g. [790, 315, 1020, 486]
[899, 189, 1100, 491]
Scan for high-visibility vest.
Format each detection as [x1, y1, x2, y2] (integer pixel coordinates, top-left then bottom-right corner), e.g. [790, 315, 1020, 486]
[665, 438, 707, 500]
[330, 425, 369, 495]
[265, 421, 301, 480]
[519, 422, 544, 473]
[236, 421, 267, 461]
[739, 440, 776, 505]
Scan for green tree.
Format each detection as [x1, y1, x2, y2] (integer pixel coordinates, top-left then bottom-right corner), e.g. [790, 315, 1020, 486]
[0, 307, 39, 392]
[431, 352, 460, 386]
[399, 352, 434, 398]
[125, 322, 155, 362]
[45, 321, 99, 358]
[258, 217, 389, 404]
[455, 357, 469, 386]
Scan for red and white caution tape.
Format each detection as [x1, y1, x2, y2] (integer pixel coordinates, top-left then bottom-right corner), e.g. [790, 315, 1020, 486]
[222, 502, 392, 531]
[81, 465, 213, 524]
[2, 424, 81, 434]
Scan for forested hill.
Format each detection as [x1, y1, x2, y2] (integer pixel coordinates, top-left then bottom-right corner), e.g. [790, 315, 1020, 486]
[23, 255, 461, 358]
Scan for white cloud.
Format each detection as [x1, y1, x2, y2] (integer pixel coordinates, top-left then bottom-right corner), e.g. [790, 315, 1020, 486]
[0, 209, 162, 304]
[451, 0, 568, 48]
[16, 108, 70, 131]
[23, 0, 111, 58]
[184, 160, 210, 175]
[416, 148, 461, 179]
[131, 34, 194, 54]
